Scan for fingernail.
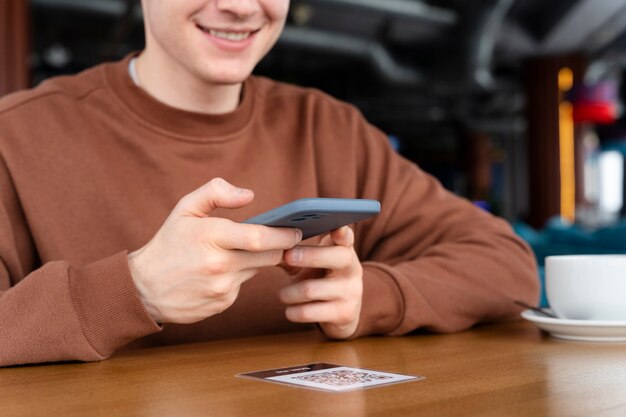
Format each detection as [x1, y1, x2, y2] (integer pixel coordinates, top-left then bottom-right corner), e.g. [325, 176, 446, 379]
[290, 247, 302, 264]
[295, 229, 303, 242]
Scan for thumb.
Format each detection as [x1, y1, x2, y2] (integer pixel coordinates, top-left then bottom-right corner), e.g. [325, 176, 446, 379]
[174, 178, 254, 217]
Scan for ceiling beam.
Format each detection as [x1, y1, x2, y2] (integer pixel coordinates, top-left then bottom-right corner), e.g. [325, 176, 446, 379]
[585, 5, 626, 53]
[466, 0, 516, 90]
[541, 0, 626, 53]
[278, 26, 422, 86]
[304, 0, 457, 26]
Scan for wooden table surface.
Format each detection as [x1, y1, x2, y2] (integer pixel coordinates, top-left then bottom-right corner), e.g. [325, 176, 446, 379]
[2, 320, 626, 417]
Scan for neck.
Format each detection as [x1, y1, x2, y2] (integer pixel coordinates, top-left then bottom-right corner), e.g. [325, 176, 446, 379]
[134, 52, 242, 115]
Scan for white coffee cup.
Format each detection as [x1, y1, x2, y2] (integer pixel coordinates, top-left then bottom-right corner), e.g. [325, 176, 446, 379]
[545, 255, 626, 321]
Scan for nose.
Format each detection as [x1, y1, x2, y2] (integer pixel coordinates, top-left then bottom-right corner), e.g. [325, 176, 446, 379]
[215, 0, 260, 19]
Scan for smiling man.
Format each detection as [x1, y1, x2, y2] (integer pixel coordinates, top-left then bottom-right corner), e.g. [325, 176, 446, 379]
[136, 0, 288, 113]
[0, 0, 539, 367]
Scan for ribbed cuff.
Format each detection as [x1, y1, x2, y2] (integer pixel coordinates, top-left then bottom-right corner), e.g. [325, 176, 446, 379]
[69, 251, 161, 358]
[350, 262, 405, 338]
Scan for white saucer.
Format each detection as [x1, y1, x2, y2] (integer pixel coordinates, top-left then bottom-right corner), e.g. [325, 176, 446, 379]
[521, 309, 626, 342]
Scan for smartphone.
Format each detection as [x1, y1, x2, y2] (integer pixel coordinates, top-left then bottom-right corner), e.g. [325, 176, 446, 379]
[243, 198, 381, 239]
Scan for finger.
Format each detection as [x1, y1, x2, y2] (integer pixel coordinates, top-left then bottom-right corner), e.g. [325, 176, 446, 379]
[283, 245, 353, 270]
[279, 278, 345, 304]
[174, 178, 254, 217]
[228, 249, 285, 271]
[285, 301, 353, 324]
[276, 262, 302, 276]
[212, 221, 302, 251]
[278, 263, 326, 283]
[330, 226, 354, 247]
[202, 247, 298, 276]
[319, 233, 333, 246]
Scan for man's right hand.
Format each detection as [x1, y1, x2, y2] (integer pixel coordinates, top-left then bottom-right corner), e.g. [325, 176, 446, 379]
[127, 178, 302, 324]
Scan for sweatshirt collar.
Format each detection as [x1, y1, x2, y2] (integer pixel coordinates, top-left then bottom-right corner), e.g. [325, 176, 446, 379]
[105, 53, 256, 141]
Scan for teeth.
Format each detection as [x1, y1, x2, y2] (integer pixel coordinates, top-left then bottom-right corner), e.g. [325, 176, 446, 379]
[208, 29, 251, 41]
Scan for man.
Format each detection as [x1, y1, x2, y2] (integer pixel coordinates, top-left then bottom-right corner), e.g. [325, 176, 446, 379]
[0, 0, 538, 366]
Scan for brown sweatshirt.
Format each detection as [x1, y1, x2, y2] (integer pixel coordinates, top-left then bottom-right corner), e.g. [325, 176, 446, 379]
[0, 55, 539, 366]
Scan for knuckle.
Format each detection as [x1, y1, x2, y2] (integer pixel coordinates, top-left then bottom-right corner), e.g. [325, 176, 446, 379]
[300, 282, 317, 300]
[205, 258, 229, 276]
[200, 178, 225, 199]
[206, 279, 233, 298]
[342, 281, 362, 303]
[339, 247, 353, 266]
[207, 177, 226, 190]
[204, 218, 230, 247]
[199, 183, 214, 198]
[246, 228, 264, 251]
[226, 288, 239, 305]
[174, 194, 193, 212]
[336, 307, 355, 325]
[350, 287, 363, 302]
[301, 307, 317, 322]
[218, 287, 239, 310]
[292, 307, 312, 322]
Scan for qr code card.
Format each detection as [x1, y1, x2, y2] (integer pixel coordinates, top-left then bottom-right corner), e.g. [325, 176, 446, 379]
[238, 363, 424, 392]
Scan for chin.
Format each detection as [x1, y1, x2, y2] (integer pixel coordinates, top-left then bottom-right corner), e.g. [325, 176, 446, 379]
[199, 67, 254, 86]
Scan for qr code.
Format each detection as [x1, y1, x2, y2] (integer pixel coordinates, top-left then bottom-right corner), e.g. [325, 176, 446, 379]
[292, 370, 393, 386]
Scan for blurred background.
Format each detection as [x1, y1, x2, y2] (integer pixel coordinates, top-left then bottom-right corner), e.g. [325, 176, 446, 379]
[3, 0, 626, 301]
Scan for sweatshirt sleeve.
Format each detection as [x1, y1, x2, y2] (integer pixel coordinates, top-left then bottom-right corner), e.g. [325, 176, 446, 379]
[347, 116, 540, 337]
[0, 158, 161, 367]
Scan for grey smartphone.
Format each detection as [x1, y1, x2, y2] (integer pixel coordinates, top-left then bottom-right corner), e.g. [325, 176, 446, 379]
[243, 198, 381, 239]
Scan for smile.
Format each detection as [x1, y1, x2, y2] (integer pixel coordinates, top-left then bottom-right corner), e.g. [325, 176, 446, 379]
[197, 25, 258, 42]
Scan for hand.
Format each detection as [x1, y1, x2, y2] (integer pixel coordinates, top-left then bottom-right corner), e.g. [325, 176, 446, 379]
[128, 178, 302, 324]
[279, 226, 363, 339]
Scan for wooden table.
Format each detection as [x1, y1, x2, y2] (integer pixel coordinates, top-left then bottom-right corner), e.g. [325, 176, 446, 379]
[2, 320, 626, 417]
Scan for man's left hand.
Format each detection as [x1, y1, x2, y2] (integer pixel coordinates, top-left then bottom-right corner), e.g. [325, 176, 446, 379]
[279, 226, 363, 339]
